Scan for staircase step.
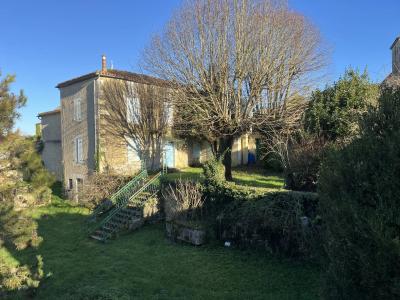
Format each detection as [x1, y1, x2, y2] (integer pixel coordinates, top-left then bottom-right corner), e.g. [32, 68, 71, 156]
[109, 221, 125, 227]
[102, 226, 115, 232]
[90, 234, 105, 241]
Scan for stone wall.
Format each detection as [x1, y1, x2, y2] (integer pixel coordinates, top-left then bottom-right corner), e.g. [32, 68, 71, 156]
[60, 77, 96, 198]
[40, 112, 62, 181]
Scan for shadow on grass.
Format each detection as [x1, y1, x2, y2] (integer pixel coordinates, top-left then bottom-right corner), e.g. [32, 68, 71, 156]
[232, 166, 285, 189]
[5, 200, 320, 299]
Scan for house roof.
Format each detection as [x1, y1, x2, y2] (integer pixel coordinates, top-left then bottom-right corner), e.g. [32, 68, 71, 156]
[37, 107, 61, 118]
[56, 69, 171, 88]
[390, 37, 400, 49]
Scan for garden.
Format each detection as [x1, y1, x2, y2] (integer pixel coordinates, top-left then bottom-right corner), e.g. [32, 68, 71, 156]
[1, 172, 321, 299]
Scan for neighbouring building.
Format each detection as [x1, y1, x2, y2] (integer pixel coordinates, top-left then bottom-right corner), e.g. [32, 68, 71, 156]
[38, 55, 256, 199]
[37, 108, 63, 181]
[383, 36, 400, 87]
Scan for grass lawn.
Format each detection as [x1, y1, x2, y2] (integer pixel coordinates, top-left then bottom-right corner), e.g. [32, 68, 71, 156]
[2, 196, 320, 299]
[164, 166, 285, 191]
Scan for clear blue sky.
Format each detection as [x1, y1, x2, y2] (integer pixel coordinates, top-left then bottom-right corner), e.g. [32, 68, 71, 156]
[0, 0, 398, 135]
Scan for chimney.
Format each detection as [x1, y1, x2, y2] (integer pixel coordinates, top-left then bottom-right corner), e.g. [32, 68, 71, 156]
[101, 54, 107, 73]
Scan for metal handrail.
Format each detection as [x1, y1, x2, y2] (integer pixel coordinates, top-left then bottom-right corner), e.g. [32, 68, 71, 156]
[90, 171, 162, 236]
[88, 169, 148, 221]
[110, 169, 148, 205]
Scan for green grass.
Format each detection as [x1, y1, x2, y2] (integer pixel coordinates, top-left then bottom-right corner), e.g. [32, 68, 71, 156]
[164, 166, 285, 191]
[3, 197, 320, 299]
[164, 167, 205, 182]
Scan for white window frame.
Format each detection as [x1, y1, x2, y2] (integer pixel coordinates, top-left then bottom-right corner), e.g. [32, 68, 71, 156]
[73, 136, 84, 164]
[73, 97, 82, 121]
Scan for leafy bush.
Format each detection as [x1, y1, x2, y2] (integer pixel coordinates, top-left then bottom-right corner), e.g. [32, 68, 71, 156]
[285, 135, 327, 192]
[0, 255, 44, 296]
[264, 152, 284, 172]
[3, 135, 55, 188]
[217, 191, 319, 257]
[0, 134, 55, 207]
[201, 162, 320, 257]
[202, 157, 225, 187]
[0, 201, 42, 250]
[319, 88, 400, 299]
[304, 68, 379, 142]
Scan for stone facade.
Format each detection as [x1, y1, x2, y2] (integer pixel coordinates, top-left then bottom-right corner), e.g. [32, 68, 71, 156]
[38, 109, 63, 181]
[186, 134, 256, 167]
[59, 77, 97, 198]
[383, 37, 400, 87]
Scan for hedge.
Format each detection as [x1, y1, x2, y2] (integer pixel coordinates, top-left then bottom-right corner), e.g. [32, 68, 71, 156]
[216, 190, 320, 257]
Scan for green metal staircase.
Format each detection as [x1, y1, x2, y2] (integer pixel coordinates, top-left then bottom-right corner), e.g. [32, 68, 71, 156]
[88, 166, 165, 242]
[87, 168, 148, 222]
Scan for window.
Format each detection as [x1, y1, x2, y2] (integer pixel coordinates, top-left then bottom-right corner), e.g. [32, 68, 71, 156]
[127, 97, 140, 123]
[73, 98, 82, 121]
[68, 179, 73, 190]
[73, 136, 83, 164]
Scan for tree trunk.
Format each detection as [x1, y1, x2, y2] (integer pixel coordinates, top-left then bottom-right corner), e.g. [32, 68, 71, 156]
[218, 136, 234, 181]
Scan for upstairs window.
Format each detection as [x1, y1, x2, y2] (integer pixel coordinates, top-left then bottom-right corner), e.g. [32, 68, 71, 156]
[127, 97, 140, 123]
[73, 97, 82, 121]
[73, 136, 83, 164]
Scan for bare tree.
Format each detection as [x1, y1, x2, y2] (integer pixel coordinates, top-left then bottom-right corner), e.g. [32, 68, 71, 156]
[257, 96, 306, 171]
[101, 80, 171, 171]
[142, 0, 327, 180]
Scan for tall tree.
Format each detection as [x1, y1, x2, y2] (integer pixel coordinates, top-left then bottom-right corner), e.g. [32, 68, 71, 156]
[143, 0, 327, 180]
[0, 71, 27, 137]
[101, 80, 171, 171]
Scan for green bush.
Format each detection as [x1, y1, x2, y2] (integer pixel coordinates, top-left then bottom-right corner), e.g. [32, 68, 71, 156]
[264, 152, 284, 172]
[0, 255, 44, 296]
[202, 158, 225, 187]
[285, 135, 327, 192]
[304, 68, 379, 142]
[0, 201, 43, 250]
[319, 88, 400, 299]
[217, 191, 319, 257]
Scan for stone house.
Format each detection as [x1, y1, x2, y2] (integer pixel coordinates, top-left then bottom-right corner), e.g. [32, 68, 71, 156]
[383, 36, 400, 87]
[37, 108, 63, 181]
[38, 56, 256, 198]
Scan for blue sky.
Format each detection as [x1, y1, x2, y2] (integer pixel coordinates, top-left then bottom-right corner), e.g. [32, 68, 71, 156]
[0, 0, 398, 135]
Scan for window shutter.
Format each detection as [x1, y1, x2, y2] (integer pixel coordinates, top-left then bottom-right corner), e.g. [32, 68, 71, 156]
[73, 98, 82, 121]
[77, 98, 81, 121]
[78, 138, 83, 163]
[73, 138, 77, 162]
[73, 99, 76, 121]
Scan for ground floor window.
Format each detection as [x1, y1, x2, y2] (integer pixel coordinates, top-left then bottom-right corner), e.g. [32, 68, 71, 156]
[68, 178, 73, 190]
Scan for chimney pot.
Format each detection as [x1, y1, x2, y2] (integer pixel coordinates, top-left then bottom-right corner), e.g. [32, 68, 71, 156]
[101, 54, 107, 73]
